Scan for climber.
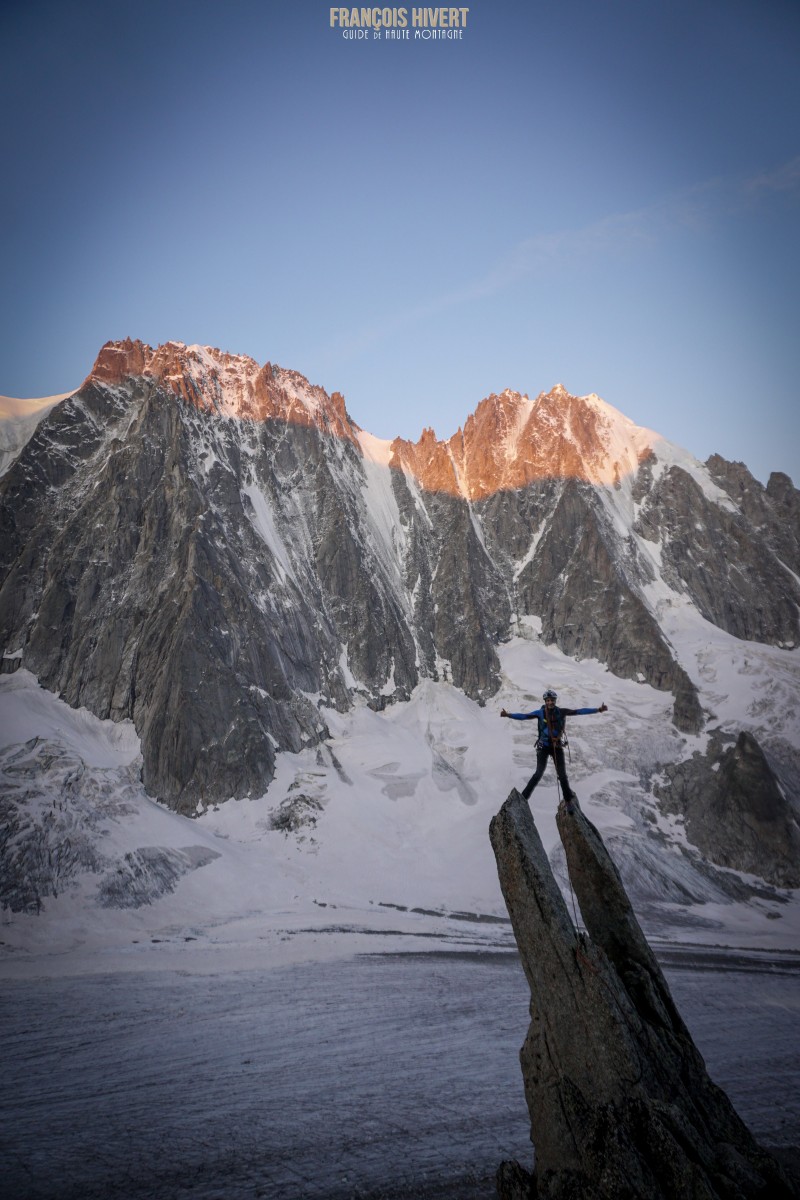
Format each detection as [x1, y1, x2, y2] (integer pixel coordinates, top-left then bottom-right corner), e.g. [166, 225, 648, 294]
[500, 689, 607, 803]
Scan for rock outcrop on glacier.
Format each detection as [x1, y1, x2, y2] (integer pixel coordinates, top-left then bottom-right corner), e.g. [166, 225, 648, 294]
[490, 790, 799, 1199]
[1, 339, 798, 812]
[655, 730, 800, 888]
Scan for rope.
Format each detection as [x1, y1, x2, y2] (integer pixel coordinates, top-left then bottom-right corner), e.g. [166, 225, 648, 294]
[547, 725, 583, 932]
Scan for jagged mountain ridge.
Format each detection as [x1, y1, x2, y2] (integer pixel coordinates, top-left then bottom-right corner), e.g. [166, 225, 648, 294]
[1, 338, 798, 812]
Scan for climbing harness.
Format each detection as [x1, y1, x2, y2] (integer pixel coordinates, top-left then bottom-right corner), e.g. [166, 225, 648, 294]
[537, 704, 571, 759]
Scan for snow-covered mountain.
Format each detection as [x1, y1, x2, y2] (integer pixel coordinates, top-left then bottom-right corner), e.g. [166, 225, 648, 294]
[1, 339, 799, 969]
[0, 392, 71, 477]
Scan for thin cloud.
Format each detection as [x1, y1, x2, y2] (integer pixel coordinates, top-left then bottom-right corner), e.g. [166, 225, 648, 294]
[315, 209, 659, 365]
[742, 155, 800, 199]
[316, 157, 798, 367]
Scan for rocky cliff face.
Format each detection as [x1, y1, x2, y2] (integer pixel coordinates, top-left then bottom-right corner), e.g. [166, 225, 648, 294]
[655, 730, 800, 887]
[1, 340, 798, 812]
[634, 463, 800, 647]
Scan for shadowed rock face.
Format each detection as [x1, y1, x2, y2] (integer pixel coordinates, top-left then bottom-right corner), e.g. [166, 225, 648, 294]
[507, 480, 702, 733]
[655, 730, 800, 888]
[489, 791, 799, 1199]
[634, 463, 800, 649]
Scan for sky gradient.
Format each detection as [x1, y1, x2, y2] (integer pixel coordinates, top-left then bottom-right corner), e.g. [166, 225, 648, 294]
[2, 0, 799, 484]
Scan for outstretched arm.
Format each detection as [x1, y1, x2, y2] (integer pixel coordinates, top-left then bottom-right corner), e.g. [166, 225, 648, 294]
[500, 708, 538, 720]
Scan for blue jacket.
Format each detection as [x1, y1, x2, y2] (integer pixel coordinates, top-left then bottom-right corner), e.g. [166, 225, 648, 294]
[506, 705, 600, 748]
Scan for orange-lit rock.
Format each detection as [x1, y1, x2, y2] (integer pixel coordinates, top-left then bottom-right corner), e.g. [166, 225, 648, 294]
[84, 341, 657, 496]
[87, 338, 150, 386]
[83, 339, 359, 446]
[391, 385, 656, 498]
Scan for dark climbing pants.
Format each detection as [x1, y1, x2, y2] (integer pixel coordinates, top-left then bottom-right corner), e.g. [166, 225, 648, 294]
[522, 745, 573, 800]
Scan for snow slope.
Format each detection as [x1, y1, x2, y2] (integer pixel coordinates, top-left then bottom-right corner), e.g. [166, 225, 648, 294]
[2, 613, 798, 981]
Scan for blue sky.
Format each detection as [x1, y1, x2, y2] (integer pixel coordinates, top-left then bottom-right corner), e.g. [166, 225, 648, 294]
[1, 0, 798, 483]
